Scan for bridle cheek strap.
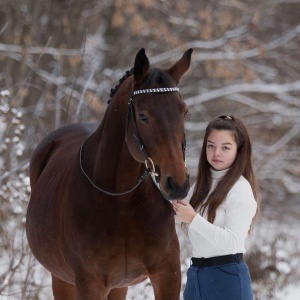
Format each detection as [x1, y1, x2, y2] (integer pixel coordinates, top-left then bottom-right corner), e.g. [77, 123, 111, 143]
[126, 87, 181, 176]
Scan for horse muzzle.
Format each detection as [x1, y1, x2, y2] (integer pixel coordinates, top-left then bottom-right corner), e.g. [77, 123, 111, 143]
[151, 166, 190, 201]
[164, 174, 190, 200]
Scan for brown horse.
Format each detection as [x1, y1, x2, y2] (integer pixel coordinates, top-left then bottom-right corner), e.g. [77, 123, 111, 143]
[26, 48, 193, 300]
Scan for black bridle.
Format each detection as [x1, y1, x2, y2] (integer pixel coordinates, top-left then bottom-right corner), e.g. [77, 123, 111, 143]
[80, 87, 186, 196]
[126, 87, 182, 171]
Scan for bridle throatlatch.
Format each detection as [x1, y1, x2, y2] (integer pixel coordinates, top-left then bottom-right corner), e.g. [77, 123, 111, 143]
[80, 86, 185, 196]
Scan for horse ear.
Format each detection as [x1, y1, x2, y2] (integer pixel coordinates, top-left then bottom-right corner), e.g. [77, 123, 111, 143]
[168, 48, 193, 84]
[133, 48, 150, 85]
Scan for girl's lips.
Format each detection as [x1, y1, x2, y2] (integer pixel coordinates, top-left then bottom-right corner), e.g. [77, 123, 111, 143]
[212, 159, 222, 163]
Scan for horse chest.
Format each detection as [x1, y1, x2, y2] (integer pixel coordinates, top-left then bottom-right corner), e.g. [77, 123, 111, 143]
[69, 203, 173, 257]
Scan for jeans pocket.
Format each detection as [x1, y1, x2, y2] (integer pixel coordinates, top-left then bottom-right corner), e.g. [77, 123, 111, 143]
[216, 263, 239, 277]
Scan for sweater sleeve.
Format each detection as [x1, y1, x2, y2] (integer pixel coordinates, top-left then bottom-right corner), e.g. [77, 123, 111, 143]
[188, 177, 257, 254]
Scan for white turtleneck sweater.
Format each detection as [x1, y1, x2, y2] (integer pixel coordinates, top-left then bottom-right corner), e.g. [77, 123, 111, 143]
[186, 169, 257, 258]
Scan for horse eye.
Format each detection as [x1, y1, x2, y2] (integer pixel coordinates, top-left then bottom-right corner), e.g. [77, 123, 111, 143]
[184, 110, 189, 117]
[139, 114, 148, 123]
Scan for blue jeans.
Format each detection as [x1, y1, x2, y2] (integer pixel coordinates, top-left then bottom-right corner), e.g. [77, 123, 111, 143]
[183, 261, 254, 300]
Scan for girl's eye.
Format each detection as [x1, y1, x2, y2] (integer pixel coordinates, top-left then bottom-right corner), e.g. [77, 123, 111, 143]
[223, 146, 230, 150]
[207, 144, 214, 148]
[139, 114, 148, 123]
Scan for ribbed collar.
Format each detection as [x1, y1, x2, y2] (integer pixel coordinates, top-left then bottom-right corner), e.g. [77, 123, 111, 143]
[210, 168, 229, 180]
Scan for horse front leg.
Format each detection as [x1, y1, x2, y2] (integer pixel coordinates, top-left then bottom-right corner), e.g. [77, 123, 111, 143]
[76, 280, 127, 300]
[149, 258, 181, 300]
[107, 287, 128, 300]
[75, 274, 110, 300]
[52, 274, 79, 300]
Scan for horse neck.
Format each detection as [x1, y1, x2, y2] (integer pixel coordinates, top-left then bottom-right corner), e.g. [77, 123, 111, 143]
[82, 77, 143, 192]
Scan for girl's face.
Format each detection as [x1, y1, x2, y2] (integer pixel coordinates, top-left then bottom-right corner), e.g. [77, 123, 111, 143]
[206, 129, 238, 171]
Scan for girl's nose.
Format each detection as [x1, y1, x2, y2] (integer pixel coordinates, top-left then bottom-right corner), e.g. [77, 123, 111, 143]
[214, 148, 221, 156]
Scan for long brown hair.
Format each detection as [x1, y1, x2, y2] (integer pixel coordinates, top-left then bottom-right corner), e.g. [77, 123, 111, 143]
[189, 115, 260, 229]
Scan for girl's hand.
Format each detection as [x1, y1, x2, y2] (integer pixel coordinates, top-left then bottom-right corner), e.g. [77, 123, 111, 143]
[172, 200, 197, 223]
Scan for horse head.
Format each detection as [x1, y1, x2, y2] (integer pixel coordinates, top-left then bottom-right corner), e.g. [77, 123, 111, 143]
[126, 48, 193, 200]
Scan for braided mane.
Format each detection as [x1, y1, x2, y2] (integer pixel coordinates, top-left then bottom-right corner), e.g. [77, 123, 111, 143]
[107, 68, 134, 104]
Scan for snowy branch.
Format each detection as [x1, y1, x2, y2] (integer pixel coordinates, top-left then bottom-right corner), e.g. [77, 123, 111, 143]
[0, 42, 83, 57]
[185, 81, 300, 106]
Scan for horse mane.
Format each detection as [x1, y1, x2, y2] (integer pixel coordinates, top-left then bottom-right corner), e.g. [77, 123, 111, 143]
[107, 67, 134, 104]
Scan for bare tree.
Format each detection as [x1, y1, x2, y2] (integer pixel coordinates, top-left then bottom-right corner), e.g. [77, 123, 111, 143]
[0, 0, 300, 299]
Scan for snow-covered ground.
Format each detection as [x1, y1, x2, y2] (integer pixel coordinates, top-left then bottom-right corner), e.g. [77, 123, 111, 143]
[277, 285, 300, 300]
[0, 205, 299, 299]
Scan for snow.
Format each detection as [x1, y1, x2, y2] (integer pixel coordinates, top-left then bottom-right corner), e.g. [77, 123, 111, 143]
[277, 284, 300, 300]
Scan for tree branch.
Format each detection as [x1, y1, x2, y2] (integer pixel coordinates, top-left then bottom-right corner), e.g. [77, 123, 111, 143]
[0, 42, 83, 57]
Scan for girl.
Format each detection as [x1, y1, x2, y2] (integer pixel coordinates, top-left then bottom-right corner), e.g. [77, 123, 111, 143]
[173, 115, 259, 300]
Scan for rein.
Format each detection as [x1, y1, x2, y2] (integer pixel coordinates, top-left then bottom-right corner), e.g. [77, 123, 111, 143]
[79, 145, 151, 196]
[80, 86, 182, 196]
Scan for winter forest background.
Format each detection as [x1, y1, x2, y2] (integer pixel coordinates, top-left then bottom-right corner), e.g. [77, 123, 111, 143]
[0, 0, 300, 299]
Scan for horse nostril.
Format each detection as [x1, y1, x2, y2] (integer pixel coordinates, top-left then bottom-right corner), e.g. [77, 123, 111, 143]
[165, 176, 190, 199]
[166, 176, 176, 192]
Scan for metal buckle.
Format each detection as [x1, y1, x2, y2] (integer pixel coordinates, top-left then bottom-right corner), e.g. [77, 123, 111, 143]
[145, 157, 158, 176]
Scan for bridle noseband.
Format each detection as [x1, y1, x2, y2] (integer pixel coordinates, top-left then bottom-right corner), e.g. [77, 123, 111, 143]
[80, 87, 186, 196]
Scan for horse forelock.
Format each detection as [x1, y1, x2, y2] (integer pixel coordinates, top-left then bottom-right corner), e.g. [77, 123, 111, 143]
[139, 68, 175, 89]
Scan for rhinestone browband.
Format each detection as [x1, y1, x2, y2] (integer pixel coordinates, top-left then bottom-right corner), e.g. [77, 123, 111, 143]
[132, 87, 180, 96]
